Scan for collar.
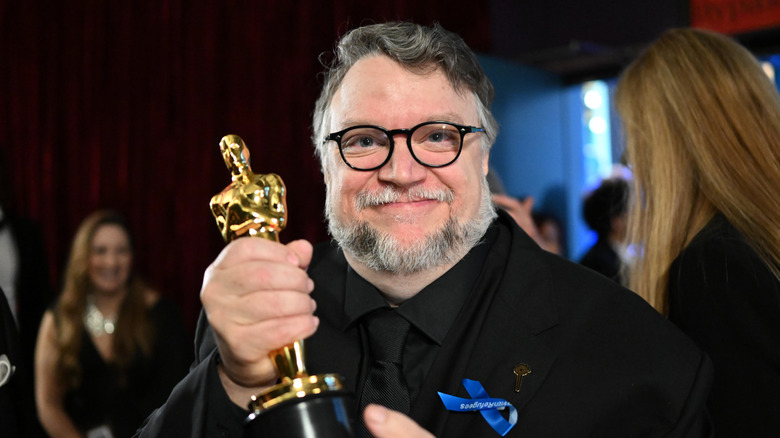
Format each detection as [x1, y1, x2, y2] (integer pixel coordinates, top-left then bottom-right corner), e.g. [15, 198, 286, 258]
[343, 223, 498, 345]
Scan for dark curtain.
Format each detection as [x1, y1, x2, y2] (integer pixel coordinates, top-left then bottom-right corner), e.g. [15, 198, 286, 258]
[0, 0, 490, 331]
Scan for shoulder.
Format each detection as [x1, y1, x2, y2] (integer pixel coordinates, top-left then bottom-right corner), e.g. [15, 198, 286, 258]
[500, 218, 669, 334]
[545, 253, 664, 329]
[668, 215, 780, 337]
[500, 218, 701, 360]
[36, 310, 58, 349]
[670, 216, 778, 302]
[490, 229, 710, 430]
[38, 309, 56, 334]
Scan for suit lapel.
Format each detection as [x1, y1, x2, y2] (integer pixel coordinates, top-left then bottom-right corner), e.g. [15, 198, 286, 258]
[411, 218, 560, 436]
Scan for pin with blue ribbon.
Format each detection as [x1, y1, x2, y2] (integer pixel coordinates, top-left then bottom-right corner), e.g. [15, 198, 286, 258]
[437, 379, 517, 436]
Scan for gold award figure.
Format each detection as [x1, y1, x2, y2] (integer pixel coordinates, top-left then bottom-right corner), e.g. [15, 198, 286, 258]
[210, 135, 287, 242]
[210, 136, 352, 436]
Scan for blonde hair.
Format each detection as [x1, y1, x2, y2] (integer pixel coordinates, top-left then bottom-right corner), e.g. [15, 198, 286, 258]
[615, 28, 780, 313]
[54, 210, 154, 388]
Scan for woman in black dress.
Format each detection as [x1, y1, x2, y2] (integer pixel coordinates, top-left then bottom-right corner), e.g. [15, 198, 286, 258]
[35, 210, 191, 437]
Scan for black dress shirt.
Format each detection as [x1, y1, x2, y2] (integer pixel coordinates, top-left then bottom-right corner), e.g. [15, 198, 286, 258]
[344, 226, 497, 401]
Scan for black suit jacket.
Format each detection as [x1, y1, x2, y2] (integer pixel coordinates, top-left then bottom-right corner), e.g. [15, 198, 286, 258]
[139, 213, 712, 437]
[4, 213, 51, 368]
[669, 214, 780, 437]
[0, 287, 41, 437]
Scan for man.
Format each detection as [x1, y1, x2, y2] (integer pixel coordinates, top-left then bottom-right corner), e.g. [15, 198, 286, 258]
[138, 22, 712, 437]
[0, 203, 51, 374]
[0, 287, 41, 437]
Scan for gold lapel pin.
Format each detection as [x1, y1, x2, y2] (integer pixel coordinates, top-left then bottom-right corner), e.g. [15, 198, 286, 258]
[513, 363, 531, 393]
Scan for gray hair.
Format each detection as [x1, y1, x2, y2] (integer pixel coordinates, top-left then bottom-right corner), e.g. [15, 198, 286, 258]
[311, 22, 498, 168]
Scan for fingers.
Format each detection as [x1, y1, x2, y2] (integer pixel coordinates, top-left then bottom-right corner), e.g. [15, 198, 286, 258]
[211, 236, 309, 268]
[206, 288, 316, 325]
[492, 194, 543, 245]
[364, 405, 435, 438]
[491, 193, 534, 212]
[212, 313, 320, 387]
[491, 193, 517, 208]
[519, 195, 535, 211]
[201, 237, 318, 389]
[204, 257, 313, 298]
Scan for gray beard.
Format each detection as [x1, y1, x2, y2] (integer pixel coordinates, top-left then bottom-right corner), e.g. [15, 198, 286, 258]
[325, 180, 497, 274]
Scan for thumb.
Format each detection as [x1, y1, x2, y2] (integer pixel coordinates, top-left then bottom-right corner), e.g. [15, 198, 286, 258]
[364, 405, 434, 438]
[285, 239, 314, 269]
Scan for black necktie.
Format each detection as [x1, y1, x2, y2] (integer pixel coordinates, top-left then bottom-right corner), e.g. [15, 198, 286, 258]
[358, 308, 411, 436]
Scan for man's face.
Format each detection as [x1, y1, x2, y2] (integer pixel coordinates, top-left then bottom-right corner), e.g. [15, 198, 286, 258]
[324, 55, 493, 272]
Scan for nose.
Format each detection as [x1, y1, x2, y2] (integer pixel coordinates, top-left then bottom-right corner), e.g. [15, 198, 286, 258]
[106, 250, 122, 267]
[95, 251, 119, 271]
[376, 135, 427, 187]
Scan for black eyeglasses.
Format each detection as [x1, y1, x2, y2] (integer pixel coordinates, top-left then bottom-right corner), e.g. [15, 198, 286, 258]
[324, 121, 485, 171]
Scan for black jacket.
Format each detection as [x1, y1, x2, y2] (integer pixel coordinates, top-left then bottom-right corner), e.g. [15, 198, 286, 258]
[669, 214, 780, 437]
[0, 288, 41, 437]
[139, 213, 713, 437]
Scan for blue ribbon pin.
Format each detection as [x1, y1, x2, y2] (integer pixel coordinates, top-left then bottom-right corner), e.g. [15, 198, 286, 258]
[437, 379, 517, 436]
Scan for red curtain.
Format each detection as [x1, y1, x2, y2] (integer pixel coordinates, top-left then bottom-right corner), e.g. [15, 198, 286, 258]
[0, 0, 490, 331]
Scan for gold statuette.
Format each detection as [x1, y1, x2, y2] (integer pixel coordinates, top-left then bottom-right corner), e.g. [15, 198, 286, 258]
[210, 134, 287, 242]
[210, 136, 352, 435]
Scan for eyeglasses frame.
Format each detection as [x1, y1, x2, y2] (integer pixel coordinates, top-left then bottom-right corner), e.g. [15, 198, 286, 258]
[324, 121, 485, 171]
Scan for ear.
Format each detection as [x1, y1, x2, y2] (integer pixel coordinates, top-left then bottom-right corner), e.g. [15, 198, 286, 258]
[322, 153, 342, 189]
[482, 151, 490, 176]
[323, 163, 333, 186]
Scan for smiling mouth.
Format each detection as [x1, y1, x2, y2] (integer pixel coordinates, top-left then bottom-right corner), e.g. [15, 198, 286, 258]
[377, 198, 437, 209]
[355, 186, 454, 211]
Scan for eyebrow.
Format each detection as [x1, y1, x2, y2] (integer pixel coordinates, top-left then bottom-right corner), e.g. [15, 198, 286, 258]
[336, 114, 467, 130]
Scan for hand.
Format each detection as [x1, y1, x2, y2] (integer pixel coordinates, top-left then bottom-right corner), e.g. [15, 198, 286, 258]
[201, 238, 318, 404]
[492, 194, 541, 243]
[364, 405, 434, 438]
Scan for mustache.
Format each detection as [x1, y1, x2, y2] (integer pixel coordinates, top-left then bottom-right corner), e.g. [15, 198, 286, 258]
[354, 186, 455, 211]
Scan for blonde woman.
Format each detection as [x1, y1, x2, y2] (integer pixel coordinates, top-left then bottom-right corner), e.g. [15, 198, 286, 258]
[35, 210, 191, 437]
[615, 28, 780, 435]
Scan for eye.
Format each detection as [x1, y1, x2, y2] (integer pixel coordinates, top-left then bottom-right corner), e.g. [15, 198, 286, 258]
[355, 136, 376, 147]
[415, 125, 459, 147]
[428, 132, 445, 143]
[341, 129, 388, 151]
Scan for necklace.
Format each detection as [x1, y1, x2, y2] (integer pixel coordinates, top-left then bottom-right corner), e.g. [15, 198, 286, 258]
[84, 296, 117, 337]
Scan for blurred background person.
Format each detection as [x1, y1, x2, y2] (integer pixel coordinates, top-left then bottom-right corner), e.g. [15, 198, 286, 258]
[616, 28, 780, 436]
[532, 211, 565, 257]
[1, 287, 41, 437]
[579, 177, 629, 283]
[0, 150, 52, 383]
[0, 152, 50, 437]
[35, 210, 191, 438]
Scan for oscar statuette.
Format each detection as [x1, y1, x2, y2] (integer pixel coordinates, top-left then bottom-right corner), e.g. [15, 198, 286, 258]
[210, 135, 355, 437]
